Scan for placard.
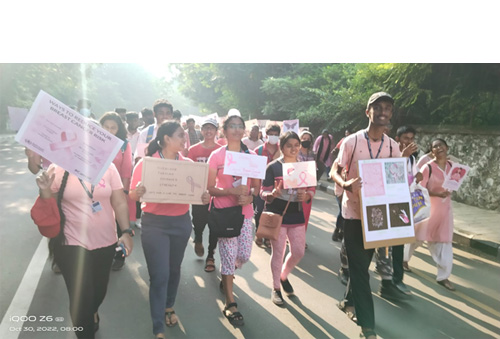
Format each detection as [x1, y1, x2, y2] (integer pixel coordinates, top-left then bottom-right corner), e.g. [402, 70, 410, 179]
[442, 162, 470, 191]
[223, 151, 267, 181]
[15, 90, 124, 185]
[282, 119, 300, 135]
[141, 157, 209, 204]
[8, 106, 29, 131]
[358, 157, 415, 249]
[282, 161, 317, 189]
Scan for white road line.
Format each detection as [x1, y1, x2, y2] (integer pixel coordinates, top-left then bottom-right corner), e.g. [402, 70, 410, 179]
[0, 238, 48, 339]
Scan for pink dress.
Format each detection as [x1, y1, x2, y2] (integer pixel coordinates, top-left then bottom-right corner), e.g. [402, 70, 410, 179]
[415, 160, 454, 242]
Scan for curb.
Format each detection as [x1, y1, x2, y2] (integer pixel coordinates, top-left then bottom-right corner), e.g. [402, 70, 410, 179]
[317, 181, 500, 259]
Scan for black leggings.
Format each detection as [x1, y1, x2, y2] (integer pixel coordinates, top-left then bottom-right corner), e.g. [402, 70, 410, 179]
[54, 244, 115, 339]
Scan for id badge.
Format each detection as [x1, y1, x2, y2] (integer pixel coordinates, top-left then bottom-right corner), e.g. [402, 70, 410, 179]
[232, 179, 242, 188]
[91, 201, 102, 213]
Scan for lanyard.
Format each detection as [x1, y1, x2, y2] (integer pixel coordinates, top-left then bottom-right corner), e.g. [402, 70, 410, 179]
[79, 180, 95, 201]
[364, 131, 384, 159]
[158, 151, 179, 160]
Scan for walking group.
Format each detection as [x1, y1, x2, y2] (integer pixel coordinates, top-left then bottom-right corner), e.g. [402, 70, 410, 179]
[28, 92, 460, 339]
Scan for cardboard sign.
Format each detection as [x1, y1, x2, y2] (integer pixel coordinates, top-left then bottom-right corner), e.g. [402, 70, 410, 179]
[358, 157, 415, 249]
[8, 106, 29, 131]
[15, 90, 123, 185]
[442, 162, 470, 191]
[282, 119, 300, 135]
[140, 157, 208, 204]
[223, 151, 267, 181]
[282, 161, 317, 189]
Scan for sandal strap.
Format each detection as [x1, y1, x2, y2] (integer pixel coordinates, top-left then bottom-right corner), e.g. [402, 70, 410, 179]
[226, 302, 238, 309]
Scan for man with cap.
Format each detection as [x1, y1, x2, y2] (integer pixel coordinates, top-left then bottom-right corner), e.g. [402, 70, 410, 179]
[331, 92, 401, 339]
[187, 117, 222, 272]
[313, 129, 334, 181]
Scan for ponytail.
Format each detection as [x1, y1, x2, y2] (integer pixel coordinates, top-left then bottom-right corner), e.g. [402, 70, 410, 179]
[240, 141, 249, 153]
[48, 170, 69, 259]
[146, 137, 162, 157]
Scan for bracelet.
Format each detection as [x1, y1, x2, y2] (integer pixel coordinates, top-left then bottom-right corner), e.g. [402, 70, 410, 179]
[121, 228, 135, 237]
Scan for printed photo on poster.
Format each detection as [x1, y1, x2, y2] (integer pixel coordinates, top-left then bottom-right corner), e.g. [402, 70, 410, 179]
[361, 162, 385, 197]
[385, 161, 405, 184]
[442, 162, 470, 191]
[366, 204, 388, 231]
[389, 202, 411, 227]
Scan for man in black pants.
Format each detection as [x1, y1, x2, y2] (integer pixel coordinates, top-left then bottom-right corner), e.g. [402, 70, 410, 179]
[332, 92, 402, 339]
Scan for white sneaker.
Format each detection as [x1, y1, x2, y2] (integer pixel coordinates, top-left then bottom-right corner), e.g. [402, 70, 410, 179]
[271, 289, 284, 306]
[135, 218, 142, 229]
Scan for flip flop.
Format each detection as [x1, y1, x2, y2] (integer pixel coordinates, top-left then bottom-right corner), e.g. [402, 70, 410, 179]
[165, 310, 178, 327]
[204, 258, 216, 272]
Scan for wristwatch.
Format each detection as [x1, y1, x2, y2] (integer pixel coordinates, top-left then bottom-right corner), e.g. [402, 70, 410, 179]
[122, 228, 135, 237]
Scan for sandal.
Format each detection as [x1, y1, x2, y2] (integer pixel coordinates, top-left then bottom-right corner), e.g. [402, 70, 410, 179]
[204, 258, 216, 272]
[165, 309, 178, 327]
[437, 279, 456, 291]
[263, 238, 271, 248]
[337, 301, 357, 323]
[403, 261, 412, 272]
[223, 302, 244, 326]
[255, 237, 263, 247]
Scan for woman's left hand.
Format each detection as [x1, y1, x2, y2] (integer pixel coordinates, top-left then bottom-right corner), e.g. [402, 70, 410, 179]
[238, 194, 253, 206]
[296, 189, 307, 202]
[118, 234, 134, 257]
[201, 191, 211, 204]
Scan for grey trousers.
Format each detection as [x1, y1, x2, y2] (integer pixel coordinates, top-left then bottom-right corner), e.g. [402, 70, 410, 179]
[141, 212, 192, 335]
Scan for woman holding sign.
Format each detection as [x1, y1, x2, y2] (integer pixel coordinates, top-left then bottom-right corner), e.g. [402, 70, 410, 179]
[207, 114, 260, 327]
[261, 131, 315, 306]
[406, 138, 457, 291]
[130, 121, 210, 339]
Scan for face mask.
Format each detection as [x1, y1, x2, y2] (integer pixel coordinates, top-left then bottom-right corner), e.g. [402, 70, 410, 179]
[79, 108, 91, 117]
[268, 135, 279, 145]
[301, 140, 311, 148]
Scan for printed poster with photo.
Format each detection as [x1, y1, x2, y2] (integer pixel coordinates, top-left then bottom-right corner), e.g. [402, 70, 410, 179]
[358, 157, 415, 249]
[442, 162, 470, 191]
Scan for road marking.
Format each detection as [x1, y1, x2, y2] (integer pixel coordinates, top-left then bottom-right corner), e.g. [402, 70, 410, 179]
[0, 238, 48, 339]
[412, 268, 500, 318]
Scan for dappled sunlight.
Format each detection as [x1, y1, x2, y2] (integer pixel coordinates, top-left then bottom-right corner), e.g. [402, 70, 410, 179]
[5, 199, 33, 213]
[193, 275, 206, 288]
[125, 260, 150, 300]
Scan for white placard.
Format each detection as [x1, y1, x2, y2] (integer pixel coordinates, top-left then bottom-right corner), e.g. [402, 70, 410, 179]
[442, 162, 470, 191]
[223, 151, 267, 180]
[358, 157, 415, 249]
[15, 90, 123, 185]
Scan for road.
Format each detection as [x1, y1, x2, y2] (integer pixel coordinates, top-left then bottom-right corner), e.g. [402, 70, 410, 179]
[1, 134, 499, 339]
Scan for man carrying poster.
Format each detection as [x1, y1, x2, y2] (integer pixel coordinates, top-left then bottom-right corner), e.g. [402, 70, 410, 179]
[331, 92, 402, 339]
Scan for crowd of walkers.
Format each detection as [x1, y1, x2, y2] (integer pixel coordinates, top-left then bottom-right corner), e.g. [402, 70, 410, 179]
[28, 93, 459, 339]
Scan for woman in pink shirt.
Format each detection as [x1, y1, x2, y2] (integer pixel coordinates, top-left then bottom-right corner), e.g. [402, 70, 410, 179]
[32, 162, 133, 339]
[130, 121, 209, 339]
[100, 112, 134, 270]
[405, 138, 456, 291]
[207, 115, 260, 327]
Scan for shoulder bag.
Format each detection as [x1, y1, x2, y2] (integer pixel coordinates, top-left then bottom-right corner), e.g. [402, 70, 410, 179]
[256, 197, 292, 241]
[208, 200, 244, 238]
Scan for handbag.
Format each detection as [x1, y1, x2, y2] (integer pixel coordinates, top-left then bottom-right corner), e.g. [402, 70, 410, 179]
[207, 200, 244, 238]
[256, 197, 291, 241]
[410, 181, 431, 223]
[30, 196, 61, 238]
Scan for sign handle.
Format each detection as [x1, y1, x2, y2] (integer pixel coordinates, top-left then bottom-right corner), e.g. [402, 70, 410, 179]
[241, 177, 248, 185]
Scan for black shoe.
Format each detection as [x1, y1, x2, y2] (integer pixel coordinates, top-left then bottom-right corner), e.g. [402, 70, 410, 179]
[271, 289, 285, 306]
[111, 258, 125, 271]
[280, 279, 294, 295]
[338, 268, 349, 286]
[379, 282, 410, 300]
[331, 229, 343, 242]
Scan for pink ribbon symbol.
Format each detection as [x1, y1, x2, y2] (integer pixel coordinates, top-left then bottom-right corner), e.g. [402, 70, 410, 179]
[98, 179, 106, 188]
[186, 176, 202, 193]
[298, 171, 308, 186]
[226, 153, 236, 167]
[49, 131, 78, 159]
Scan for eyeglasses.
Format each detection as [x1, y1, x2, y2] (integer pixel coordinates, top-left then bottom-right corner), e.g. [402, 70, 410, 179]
[228, 124, 245, 130]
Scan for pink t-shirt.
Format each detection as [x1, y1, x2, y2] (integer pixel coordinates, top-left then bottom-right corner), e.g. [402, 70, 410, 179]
[207, 147, 255, 219]
[112, 141, 133, 182]
[131, 151, 191, 216]
[50, 163, 123, 250]
[187, 142, 222, 163]
[338, 129, 402, 220]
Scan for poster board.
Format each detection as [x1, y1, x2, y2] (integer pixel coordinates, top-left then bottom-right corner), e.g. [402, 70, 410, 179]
[358, 157, 415, 249]
[282, 161, 317, 189]
[282, 119, 300, 135]
[223, 151, 267, 181]
[15, 90, 123, 185]
[140, 157, 208, 204]
[442, 162, 470, 191]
